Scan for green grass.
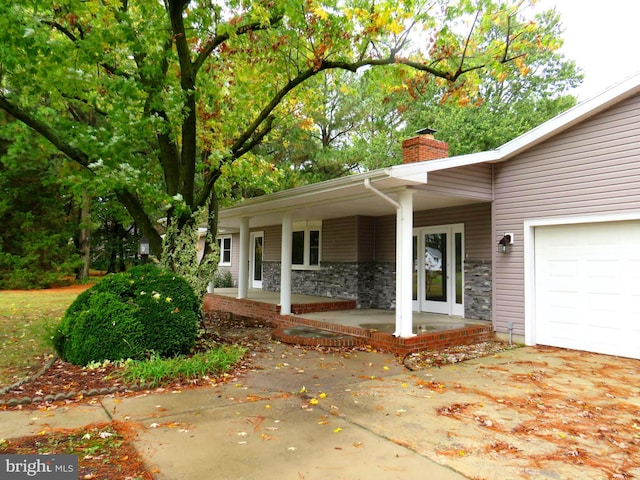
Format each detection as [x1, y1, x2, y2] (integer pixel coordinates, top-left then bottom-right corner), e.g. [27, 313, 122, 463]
[0, 285, 247, 390]
[0, 289, 84, 386]
[116, 345, 247, 388]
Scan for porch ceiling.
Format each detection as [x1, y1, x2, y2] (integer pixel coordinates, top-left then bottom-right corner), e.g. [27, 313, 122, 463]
[218, 172, 487, 231]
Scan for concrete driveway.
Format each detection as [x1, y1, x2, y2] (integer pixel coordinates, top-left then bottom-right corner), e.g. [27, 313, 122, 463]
[2, 343, 639, 479]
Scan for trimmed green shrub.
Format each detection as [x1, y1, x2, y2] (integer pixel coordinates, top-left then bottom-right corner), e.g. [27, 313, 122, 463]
[54, 265, 200, 365]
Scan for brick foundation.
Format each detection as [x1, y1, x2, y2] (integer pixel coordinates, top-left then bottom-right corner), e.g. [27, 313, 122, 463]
[204, 294, 493, 355]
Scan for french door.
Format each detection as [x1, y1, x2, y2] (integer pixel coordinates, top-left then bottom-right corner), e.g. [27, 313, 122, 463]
[412, 224, 464, 316]
[250, 232, 263, 289]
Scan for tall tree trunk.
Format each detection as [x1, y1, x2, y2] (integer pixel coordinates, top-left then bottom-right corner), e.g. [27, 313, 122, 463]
[77, 190, 91, 281]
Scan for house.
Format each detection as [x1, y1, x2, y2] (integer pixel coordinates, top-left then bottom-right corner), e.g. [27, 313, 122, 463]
[213, 72, 640, 360]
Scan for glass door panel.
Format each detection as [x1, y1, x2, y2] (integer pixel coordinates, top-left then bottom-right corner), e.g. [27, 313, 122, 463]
[425, 233, 447, 302]
[414, 225, 464, 316]
[250, 232, 263, 288]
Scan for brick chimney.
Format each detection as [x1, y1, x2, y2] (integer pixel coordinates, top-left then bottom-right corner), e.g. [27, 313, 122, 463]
[402, 128, 449, 164]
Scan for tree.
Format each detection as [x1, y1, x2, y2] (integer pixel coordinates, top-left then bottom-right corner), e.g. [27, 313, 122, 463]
[0, 0, 556, 297]
[266, 7, 582, 175]
[0, 115, 81, 289]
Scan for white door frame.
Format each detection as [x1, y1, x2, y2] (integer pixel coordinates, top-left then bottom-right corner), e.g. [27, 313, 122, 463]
[249, 231, 264, 289]
[413, 224, 464, 316]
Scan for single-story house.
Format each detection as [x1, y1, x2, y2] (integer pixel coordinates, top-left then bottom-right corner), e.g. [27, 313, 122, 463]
[213, 72, 640, 360]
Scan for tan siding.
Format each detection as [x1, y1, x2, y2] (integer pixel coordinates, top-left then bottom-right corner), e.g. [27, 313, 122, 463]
[426, 163, 493, 200]
[374, 203, 492, 262]
[414, 203, 492, 260]
[374, 215, 396, 262]
[323, 217, 357, 262]
[356, 216, 375, 262]
[493, 92, 640, 335]
[262, 225, 282, 262]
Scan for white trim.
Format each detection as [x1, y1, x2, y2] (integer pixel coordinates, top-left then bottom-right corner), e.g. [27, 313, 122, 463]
[291, 221, 322, 269]
[523, 212, 640, 346]
[250, 231, 264, 289]
[217, 235, 232, 266]
[413, 223, 465, 316]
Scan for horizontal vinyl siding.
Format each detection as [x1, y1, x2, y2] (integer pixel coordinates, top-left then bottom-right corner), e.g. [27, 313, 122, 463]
[414, 203, 492, 260]
[493, 92, 640, 335]
[374, 203, 492, 262]
[323, 217, 357, 262]
[426, 163, 493, 200]
[263, 225, 282, 262]
[356, 216, 375, 262]
[228, 234, 240, 284]
[374, 216, 396, 263]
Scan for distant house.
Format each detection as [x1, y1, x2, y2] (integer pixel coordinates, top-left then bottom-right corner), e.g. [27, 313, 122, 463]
[215, 72, 640, 360]
[425, 247, 442, 271]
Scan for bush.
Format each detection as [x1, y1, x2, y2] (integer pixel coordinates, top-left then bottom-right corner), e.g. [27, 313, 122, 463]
[54, 265, 200, 365]
[213, 269, 234, 288]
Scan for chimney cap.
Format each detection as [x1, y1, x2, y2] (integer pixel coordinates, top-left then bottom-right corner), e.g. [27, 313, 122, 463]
[416, 127, 437, 136]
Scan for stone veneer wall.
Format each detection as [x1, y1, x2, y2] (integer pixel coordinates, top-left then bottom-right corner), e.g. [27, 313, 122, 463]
[464, 260, 492, 320]
[263, 261, 375, 308]
[263, 260, 491, 317]
[372, 262, 395, 309]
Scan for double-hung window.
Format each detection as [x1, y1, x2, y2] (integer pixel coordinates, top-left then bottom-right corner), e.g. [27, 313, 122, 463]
[217, 235, 232, 266]
[292, 221, 321, 268]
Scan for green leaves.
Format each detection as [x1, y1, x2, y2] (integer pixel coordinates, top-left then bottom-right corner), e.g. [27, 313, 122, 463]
[0, 0, 572, 269]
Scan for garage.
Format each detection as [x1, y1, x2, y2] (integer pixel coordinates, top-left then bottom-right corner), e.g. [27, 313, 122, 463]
[534, 220, 640, 359]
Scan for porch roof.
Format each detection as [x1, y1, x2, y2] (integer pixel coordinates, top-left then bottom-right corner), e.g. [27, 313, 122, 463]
[218, 164, 488, 231]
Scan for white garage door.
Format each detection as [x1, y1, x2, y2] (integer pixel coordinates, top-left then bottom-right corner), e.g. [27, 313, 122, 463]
[535, 221, 640, 359]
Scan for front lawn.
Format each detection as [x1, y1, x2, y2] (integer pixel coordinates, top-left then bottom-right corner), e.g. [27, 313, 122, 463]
[0, 286, 87, 387]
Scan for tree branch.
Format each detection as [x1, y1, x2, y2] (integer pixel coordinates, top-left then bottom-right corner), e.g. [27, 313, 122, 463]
[0, 95, 91, 167]
[193, 15, 284, 75]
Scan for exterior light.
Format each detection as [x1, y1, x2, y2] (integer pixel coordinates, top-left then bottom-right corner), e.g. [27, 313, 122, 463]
[498, 233, 513, 254]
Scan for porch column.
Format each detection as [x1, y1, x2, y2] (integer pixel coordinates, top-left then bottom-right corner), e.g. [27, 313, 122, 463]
[237, 217, 250, 299]
[280, 211, 293, 315]
[394, 189, 415, 338]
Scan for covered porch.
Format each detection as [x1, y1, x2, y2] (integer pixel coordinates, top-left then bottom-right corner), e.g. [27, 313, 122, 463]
[204, 289, 492, 355]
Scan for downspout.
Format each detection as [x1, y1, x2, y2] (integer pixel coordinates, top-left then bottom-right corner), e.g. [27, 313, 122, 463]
[364, 178, 400, 210]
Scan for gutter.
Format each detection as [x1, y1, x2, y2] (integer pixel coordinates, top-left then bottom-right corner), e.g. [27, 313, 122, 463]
[363, 178, 400, 210]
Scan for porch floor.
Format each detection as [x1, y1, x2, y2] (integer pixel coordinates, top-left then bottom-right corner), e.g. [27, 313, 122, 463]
[207, 289, 492, 354]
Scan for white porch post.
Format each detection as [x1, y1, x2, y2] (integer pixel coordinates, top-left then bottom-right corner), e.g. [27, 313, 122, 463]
[394, 189, 415, 338]
[237, 217, 250, 299]
[280, 211, 293, 315]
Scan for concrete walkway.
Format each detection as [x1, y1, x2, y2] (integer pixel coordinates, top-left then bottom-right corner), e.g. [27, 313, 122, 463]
[2, 343, 639, 479]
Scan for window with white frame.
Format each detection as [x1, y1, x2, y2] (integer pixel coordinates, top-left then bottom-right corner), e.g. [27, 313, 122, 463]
[217, 235, 232, 266]
[292, 221, 321, 268]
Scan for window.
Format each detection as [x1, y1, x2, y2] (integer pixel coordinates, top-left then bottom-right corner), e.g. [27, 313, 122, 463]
[292, 221, 321, 268]
[217, 235, 232, 266]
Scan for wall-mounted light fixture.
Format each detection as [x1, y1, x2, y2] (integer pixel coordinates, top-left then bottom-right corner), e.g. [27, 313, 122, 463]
[498, 233, 513, 254]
